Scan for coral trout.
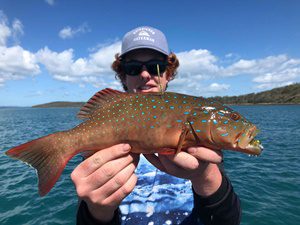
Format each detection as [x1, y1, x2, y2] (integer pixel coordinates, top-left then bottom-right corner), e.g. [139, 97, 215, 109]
[6, 88, 263, 196]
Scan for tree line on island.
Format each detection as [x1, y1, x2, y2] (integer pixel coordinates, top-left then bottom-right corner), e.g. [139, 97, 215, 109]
[32, 83, 300, 108]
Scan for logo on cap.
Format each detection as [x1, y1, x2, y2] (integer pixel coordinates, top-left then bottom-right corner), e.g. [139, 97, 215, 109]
[138, 31, 150, 37]
[132, 27, 155, 43]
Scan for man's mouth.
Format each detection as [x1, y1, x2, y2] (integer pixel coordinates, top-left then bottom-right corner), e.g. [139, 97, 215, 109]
[138, 85, 156, 91]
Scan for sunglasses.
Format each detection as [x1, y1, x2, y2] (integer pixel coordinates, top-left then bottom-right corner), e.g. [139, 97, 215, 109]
[121, 60, 168, 76]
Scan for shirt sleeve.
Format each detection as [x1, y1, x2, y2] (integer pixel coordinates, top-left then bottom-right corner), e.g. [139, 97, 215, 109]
[191, 173, 241, 225]
[76, 200, 122, 225]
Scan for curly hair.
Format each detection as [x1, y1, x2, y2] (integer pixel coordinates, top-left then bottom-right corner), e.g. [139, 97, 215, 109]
[111, 52, 180, 91]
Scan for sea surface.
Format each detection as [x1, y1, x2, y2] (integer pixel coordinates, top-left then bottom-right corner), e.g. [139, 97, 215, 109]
[0, 105, 299, 225]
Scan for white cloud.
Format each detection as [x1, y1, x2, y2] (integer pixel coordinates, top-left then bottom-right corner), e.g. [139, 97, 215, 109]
[35, 42, 121, 88]
[172, 51, 300, 94]
[58, 23, 90, 39]
[0, 12, 40, 86]
[45, 0, 55, 6]
[207, 83, 230, 92]
[0, 11, 11, 46]
[12, 19, 24, 43]
[177, 49, 219, 78]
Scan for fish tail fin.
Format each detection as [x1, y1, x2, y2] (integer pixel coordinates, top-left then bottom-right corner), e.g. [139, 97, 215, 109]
[5, 132, 75, 196]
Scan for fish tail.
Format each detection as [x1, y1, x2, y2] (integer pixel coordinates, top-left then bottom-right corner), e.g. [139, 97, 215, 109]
[5, 132, 75, 196]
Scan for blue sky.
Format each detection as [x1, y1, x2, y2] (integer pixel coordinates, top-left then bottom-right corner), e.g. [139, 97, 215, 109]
[0, 0, 300, 106]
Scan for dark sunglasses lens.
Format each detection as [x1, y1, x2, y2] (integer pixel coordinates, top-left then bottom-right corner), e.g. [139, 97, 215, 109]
[123, 60, 167, 76]
[123, 63, 142, 76]
[146, 62, 167, 75]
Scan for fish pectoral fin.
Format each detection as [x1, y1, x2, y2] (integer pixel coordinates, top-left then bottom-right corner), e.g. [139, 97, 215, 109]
[176, 122, 190, 154]
[187, 120, 202, 145]
[158, 148, 176, 155]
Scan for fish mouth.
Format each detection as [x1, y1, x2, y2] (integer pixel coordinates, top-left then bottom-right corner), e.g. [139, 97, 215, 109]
[245, 139, 264, 155]
[235, 126, 263, 155]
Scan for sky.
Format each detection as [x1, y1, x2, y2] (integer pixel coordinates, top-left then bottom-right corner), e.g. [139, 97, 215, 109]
[0, 0, 300, 106]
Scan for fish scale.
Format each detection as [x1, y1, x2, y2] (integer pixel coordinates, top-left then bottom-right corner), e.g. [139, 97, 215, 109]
[6, 88, 263, 196]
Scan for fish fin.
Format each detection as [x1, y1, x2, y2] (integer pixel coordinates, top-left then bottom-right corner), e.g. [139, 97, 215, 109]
[5, 132, 76, 196]
[77, 88, 124, 119]
[176, 122, 190, 154]
[186, 107, 204, 145]
[187, 120, 202, 145]
[158, 148, 176, 155]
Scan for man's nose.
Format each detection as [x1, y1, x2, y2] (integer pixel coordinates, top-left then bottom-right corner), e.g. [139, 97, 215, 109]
[140, 65, 151, 80]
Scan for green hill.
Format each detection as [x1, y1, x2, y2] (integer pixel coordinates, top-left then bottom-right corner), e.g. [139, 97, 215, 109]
[208, 83, 300, 105]
[32, 101, 84, 108]
[32, 83, 300, 108]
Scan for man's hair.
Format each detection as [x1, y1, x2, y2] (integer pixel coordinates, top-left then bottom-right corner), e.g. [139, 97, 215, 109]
[111, 52, 180, 91]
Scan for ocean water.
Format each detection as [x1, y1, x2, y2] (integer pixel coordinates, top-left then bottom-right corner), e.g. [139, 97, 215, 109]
[0, 105, 299, 225]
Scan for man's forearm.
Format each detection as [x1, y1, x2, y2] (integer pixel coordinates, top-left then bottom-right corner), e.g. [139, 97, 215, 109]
[77, 200, 121, 225]
[192, 173, 241, 225]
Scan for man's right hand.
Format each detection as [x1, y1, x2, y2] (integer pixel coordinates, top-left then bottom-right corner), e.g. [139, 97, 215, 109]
[71, 144, 139, 223]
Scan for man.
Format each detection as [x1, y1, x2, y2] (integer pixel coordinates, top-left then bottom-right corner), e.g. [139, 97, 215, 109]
[73, 26, 241, 225]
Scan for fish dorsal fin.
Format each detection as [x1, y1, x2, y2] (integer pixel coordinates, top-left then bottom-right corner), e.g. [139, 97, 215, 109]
[77, 88, 124, 119]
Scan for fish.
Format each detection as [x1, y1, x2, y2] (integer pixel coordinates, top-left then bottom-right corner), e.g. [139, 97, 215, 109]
[5, 88, 263, 196]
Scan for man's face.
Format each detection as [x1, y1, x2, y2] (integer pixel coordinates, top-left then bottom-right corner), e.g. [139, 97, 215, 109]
[124, 49, 169, 93]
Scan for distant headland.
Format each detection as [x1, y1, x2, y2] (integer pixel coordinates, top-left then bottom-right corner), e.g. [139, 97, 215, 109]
[32, 83, 300, 108]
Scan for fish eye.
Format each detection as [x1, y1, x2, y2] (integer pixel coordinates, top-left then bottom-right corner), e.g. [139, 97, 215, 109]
[230, 112, 240, 121]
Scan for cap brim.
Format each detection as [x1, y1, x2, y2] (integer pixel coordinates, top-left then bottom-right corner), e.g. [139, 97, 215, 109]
[120, 45, 169, 57]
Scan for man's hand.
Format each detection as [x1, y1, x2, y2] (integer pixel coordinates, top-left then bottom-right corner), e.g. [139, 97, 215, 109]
[71, 144, 139, 223]
[144, 147, 223, 197]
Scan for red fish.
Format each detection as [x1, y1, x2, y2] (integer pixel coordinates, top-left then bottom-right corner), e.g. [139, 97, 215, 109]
[6, 88, 263, 196]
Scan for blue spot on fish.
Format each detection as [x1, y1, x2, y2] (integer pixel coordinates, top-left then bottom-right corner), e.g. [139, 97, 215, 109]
[150, 125, 155, 129]
[196, 129, 201, 133]
[176, 119, 182, 123]
[153, 106, 157, 109]
[202, 119, 207, 123]
[224, 120, 229, 124]
[153, 116, 157, 119]
[213, 120, 217, 124]
[221, 133, 229, 137]
[193, 112, 197, 116]
[170, 106, 174, 110]
[184, 112, 190, 115]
